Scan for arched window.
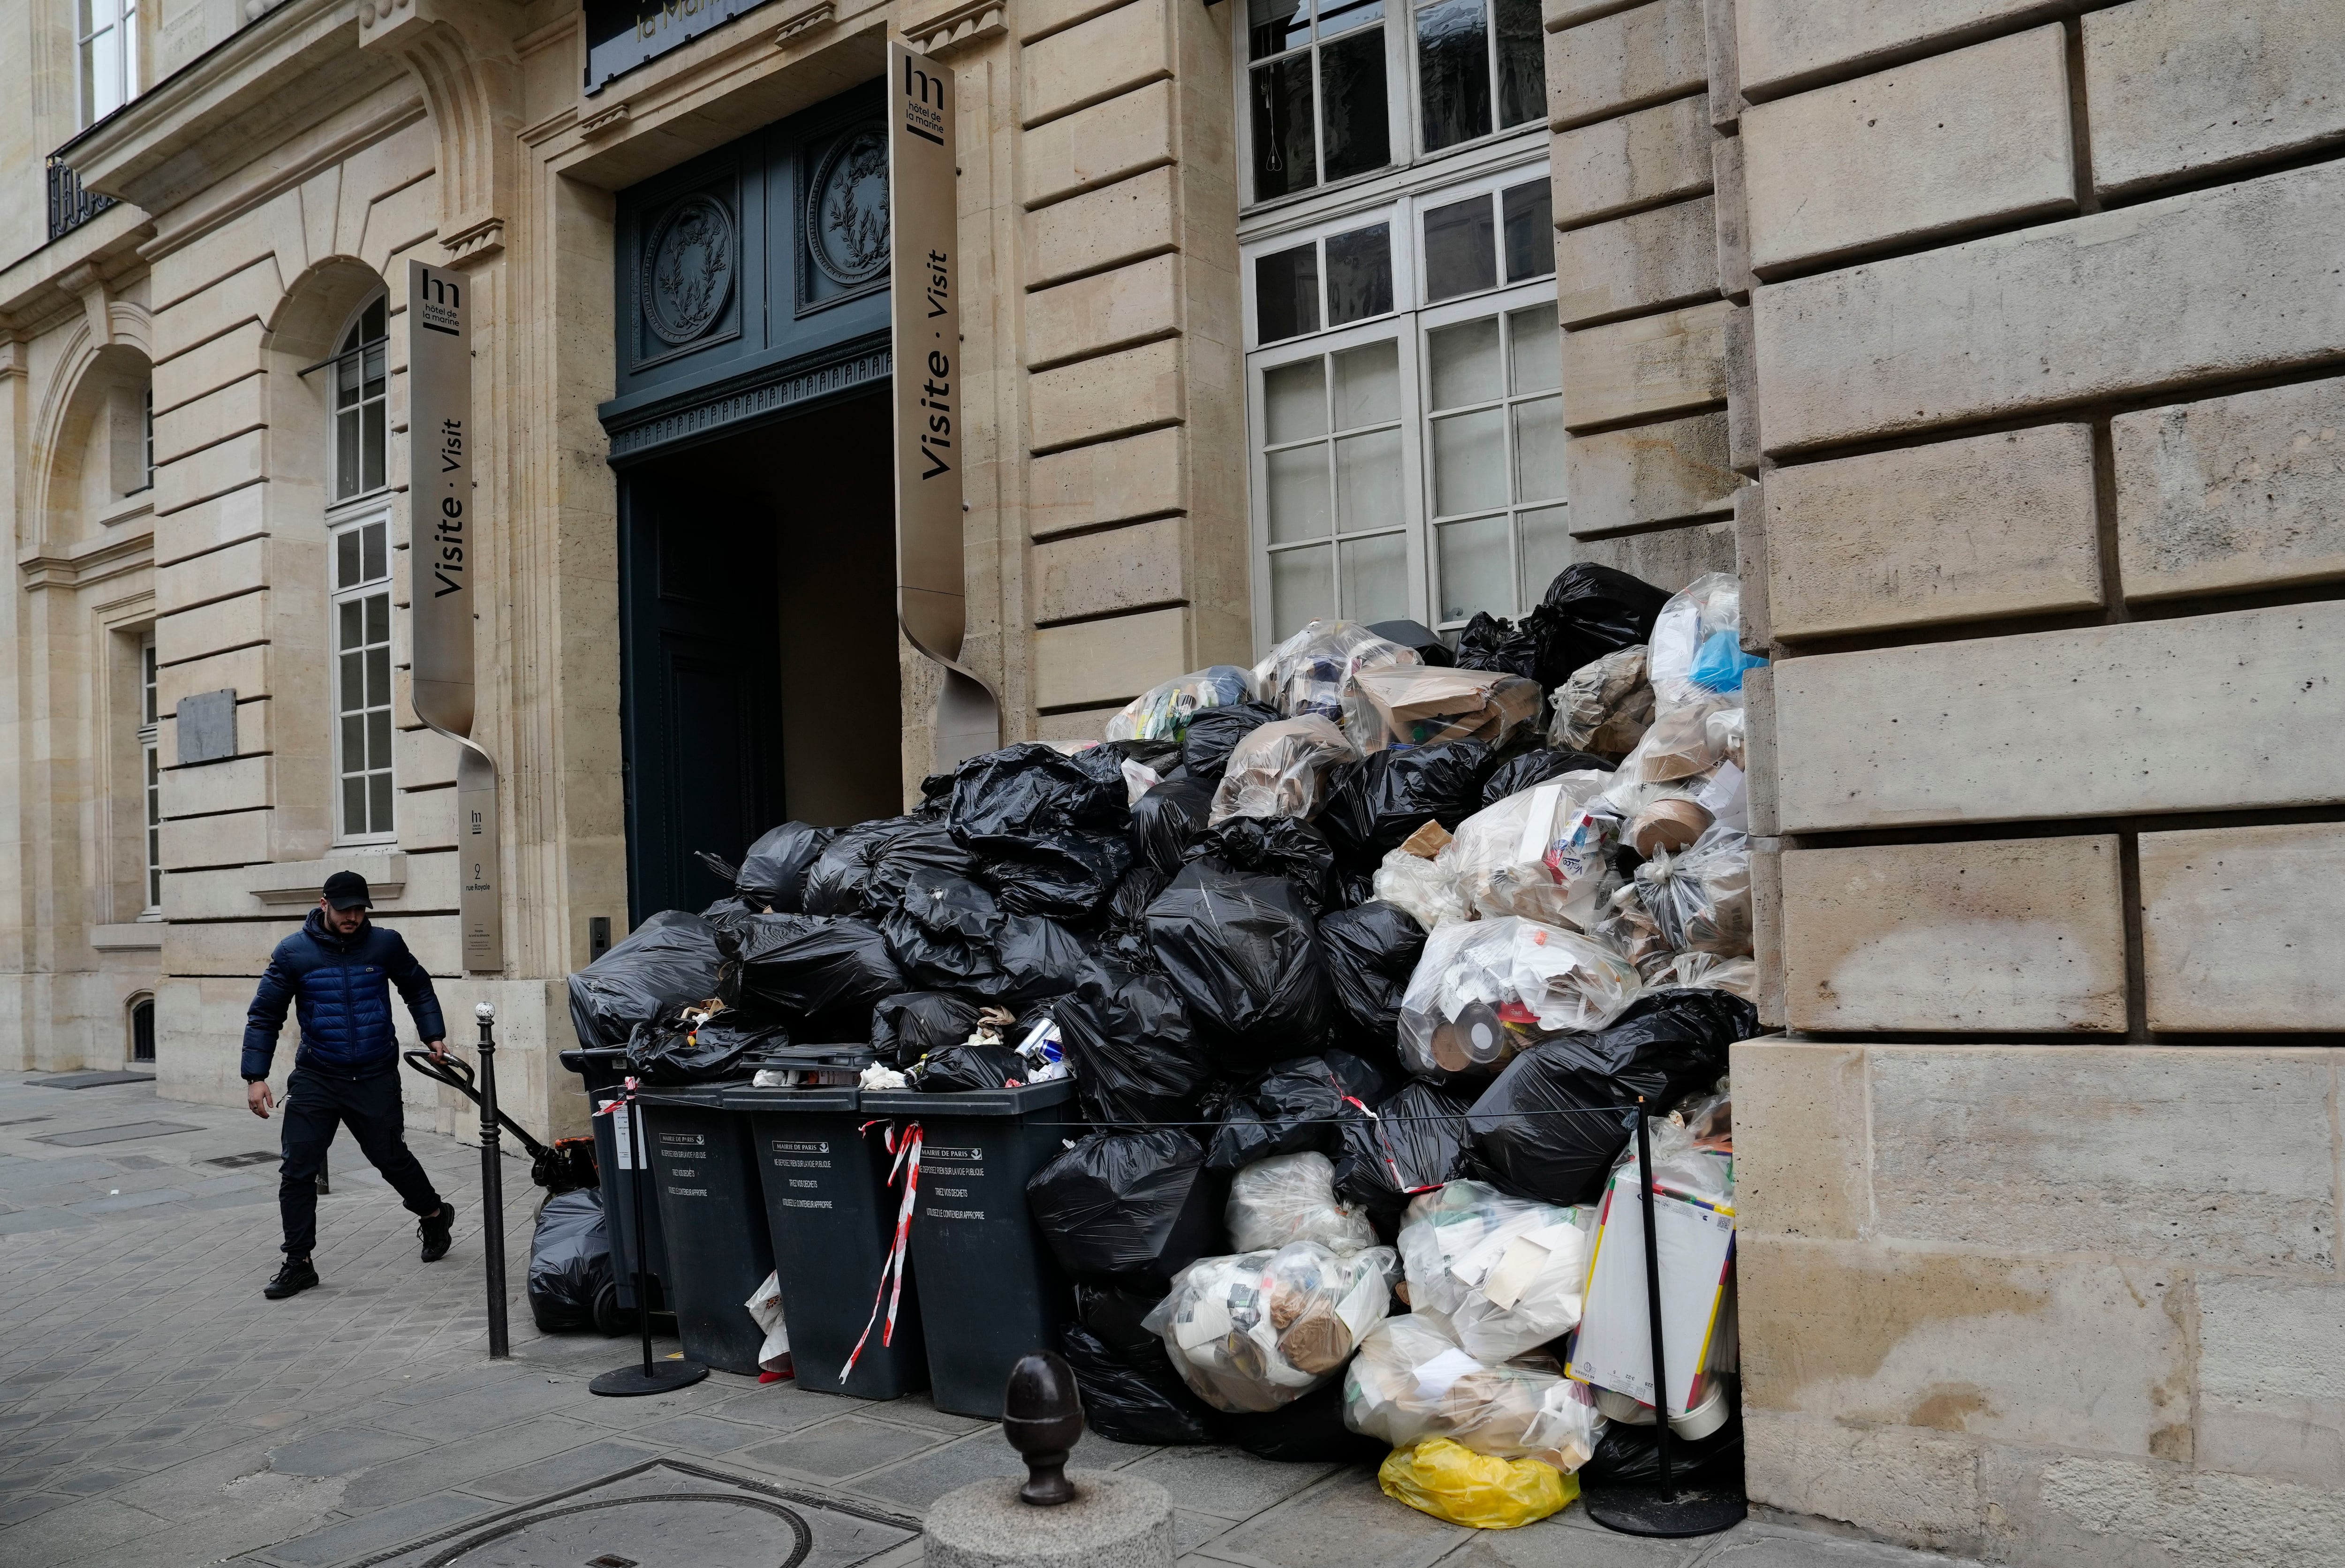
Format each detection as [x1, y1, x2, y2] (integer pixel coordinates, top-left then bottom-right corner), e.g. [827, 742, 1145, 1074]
[327, 295, 394, 842]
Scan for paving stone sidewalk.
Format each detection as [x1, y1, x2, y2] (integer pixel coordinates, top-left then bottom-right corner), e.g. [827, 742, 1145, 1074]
[0, 1073, 1979, 1568]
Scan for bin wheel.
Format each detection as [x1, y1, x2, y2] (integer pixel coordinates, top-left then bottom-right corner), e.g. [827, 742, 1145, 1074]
[593, 1280, 625, 1336]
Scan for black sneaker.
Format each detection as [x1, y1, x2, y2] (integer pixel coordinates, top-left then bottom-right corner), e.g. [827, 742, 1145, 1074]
[419, 1203, 456, 1263]
[265, 1258, 319, 1299]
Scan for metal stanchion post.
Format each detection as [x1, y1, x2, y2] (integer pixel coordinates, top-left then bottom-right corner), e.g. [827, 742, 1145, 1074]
[475, 1002, 510, 1359]
[590, 1084, 708, 1397]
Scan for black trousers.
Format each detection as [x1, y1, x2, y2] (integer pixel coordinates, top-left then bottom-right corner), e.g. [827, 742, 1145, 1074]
[279, 1062, 443, 1259]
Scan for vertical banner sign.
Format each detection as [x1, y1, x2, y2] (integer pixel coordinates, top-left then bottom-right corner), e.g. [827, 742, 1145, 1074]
[406, 261, 504, 974]
[888, 42, 1002, 770]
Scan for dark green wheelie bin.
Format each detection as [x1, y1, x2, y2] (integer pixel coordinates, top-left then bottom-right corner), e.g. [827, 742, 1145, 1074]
[635, 1080, 775, 1376]
[856, 1077, 1080, 1418]
[725, 1082, 930, 1400]
[559, 1046, 670, 1324]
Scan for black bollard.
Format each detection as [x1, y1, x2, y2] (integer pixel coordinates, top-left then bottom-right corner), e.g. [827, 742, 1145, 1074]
[476, 1003, 509, 1359]
[1002, 1351, 1085, 1505]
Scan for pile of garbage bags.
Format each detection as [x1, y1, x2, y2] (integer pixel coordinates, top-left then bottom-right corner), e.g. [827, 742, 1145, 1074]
[559, 567, 1771, 1524]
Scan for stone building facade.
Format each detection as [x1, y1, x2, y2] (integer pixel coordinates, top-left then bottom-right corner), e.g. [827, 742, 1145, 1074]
[0, 0, 2336, 1560]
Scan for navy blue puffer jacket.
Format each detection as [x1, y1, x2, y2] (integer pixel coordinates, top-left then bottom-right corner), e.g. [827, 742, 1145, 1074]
[241, 908, 446, 1079]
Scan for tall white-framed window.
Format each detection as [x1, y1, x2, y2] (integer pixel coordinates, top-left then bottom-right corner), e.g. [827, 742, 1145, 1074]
[77, 0, 140, 127]
[138, 633, 160, 916]
[326, 293, 395, 843]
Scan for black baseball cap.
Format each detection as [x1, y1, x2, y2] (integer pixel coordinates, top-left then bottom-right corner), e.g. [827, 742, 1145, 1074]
[322, 871, 373, 910]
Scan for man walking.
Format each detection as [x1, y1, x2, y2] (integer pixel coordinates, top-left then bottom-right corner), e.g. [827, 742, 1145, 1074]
[242, 871, 457, 1299]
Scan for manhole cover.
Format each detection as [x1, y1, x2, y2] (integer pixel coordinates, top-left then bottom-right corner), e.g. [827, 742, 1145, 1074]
[32, 1120, 200, 1147]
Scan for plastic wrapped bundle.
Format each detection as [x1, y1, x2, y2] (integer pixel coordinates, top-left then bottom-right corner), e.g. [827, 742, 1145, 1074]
[1254, 620, 1421, 726]
[802, 817, 980, 920]
[1395, 1180, 1595, 1361]
[1467, 988, 1758, 1206]
[1377, 1437, 1573, 1529]
[1663, 952, 1757, 999]
[1344, 1312, 1603, 1472]
[1347, 668, 1543, 755]
[526, 1188, 613, 1332]
[1227, 1151, 1379, 1254]
[735, 821, 838, 912]
[1592, 881, 1675, 981]
[1143, 1241, 1398, 1413]
[1396, 917, 1643, 1085]
[1633, 826, 1753, 957]
[1144, 863, 1333, 1069]
[1028, 1129, 1223, 1290]
[1107, 667, 1258, 742]
[1647, 574, 1765, 714]
[1333, 1080, 1475, 1220]
[1317, 901, 1427, 1062]
[1055, 963, 1213, 1127]
[567, 909, 736, 1049]
[1443, 772, 1613, 928]
[1548, 646, 1654, 757]
[1205, 1051, 1387, 1172]
[1372, 840, 1470, 930]
[730, 914, 904, 1038]
[1317, 742, 1495, 871]
[1209, 716, 1357, 826]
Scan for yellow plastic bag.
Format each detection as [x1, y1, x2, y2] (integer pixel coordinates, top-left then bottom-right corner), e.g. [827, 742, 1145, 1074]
[1377, 1438, 1574, 1530]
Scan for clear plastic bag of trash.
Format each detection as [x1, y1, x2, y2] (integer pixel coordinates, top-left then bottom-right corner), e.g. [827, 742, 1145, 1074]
[1549, 646, 1654, 758]
[1209, 716, 1358, 826]
[1372, 835, 1470, 931]
[1618, 1089, 1734, 1208]
[1377, 1436, 1573, 1529]
[1107, 667, 1258, 743]
[1648, 574, 1765, 714]
[1443, 772, 1614, 928]
[1343, 1312, 1604, 1473]
[1395, 1180, 1595, 1361]
[1396, 917, 1643, 1084]
[1254, 620, 1421, 727]
[1143, 1240, 1398, 1413]
[1346, 667, 1543, 755]
[744, 1270, 791, 1373]
[1227, 1151, 1379, 1254]
[1633, 826, 1753, 957]
[1659, 952, 1757, 999]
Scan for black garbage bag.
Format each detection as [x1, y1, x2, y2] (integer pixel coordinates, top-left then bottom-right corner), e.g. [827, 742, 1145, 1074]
[1532, 563, 1672, 688]
[1333, 1079, 1475, 1221]
[736, 821, 838, 912]
[1181, 701, 1281, 777]
[566, 909, 736, 1049]
[948, 744, 1133, 920]
[699, 896, 761, 944]
[1454, 611, 1542, 682]
[1075, 1280, 1172, 1367]
[1028, 1129, 1222, 1289]
[870, 992, 983, 1066]
[1056, 963, 1214, 1127]
[1581, 1402, 1744, 1489]
[880, 870, 1089, 1007]
[904, 1040, 1029, 1091]
[1144, 863, 1333, 1071]
[732, 914, 905, 1038]
[975, 831, 1133, 923]
[1480, 747, 1614, 809]
[1366, 619, 1455, 667]
[1317, 901, 1425, 1064]
[1318, 742, 1495, 871]
[622, 1010, 787, 1084]
[1184, 816, 1346, 916]
[1060, 1323, 1223, 1446]
[527, 1188, 613, 1333]
[803, 817, 980, 920]
[1224, 1378, 1386, 1463]
[1468, 988, 1758, 1206]
[1098, 863, 1169, 972]
[1205, 1050, 1387, 1172]
[1131, 769, 1218, 876]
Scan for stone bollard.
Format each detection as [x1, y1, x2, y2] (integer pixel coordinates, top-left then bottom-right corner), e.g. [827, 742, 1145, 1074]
[924, 1352, 1174, 1568]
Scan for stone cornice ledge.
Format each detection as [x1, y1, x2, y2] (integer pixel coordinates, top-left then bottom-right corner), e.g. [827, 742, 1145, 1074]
[900, 0, 1006, 54]
[250, 852, 408, 905]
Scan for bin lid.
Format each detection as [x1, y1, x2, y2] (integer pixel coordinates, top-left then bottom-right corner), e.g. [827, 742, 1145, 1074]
[631, 1079, 755, 1109]
[722, 1084, 860, 1114]
[857, 1076, 1078, 1118]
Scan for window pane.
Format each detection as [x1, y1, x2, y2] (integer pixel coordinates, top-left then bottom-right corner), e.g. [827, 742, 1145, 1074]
[1428, 318, 1502, 409]
[1423, 195, 1496, 302]
[1495, 0, 1544, 129]
[1251, 58, 1317, 201]
[363, 297, 386, 343]
[89, 24, 123, 120]
[365, 646, 391, 706]
[1513, 395, 1565, 501]
[1332, 340, 1400, 429]
[1318, 0, 1381, 38]
[1520, 504, 1571, 607]
[363, 344, 387, 401]
[368, 710, 393, 771]
[1340, 532, 1409, 622]
[1250, 0, 1311, 61]
[1256, 245, 1321, 343]
[364, 592, 389, 644]
[362, 521, 388, 583]
[370, 773, 395, 836]
[340, 651, 363, 711]
[1431, 409, 1508, 515]
[1508, 304, 1559, 394]
[1264, 359, 1328, 443]
[342, 713, 366, 770]
[1267, 446, 1333, 543]
[362, 405, 385, 493]
[1502, 180, 1554, 281]
[338, 599, 363, 652]
[1437, 514, 1513, 622]
[1416, 0, 1490, 152]
[343, 776, 368, 837]
[1336, 428, 1404, 532]
[336, 410, 358, 502]
[1271, 545, 1334, 638]
[337, 352, 360, 410]
[1319, 28, 1391, 182]
[1324, 223, 1393, 326]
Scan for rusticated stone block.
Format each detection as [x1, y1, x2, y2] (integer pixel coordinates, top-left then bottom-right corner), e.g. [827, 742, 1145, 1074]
[1025, 253, 1181, 369]
[1026, 167, 1179, 288]
[1555, 196, 1719, 326]
[2138, 824, 2345, 1031]
[1731, 1038, 1865, 1239]
[1737, 0, 2062, 99]
[1565, 411, 1736, 532]
[1022, 0, 1171, 127]
[1033, 606, 1188, 708]
[1029, 338, 1182, 452]
[1562, 299, 1732, 429]
[1029, 425, 1185, 538]
[1024, 81, 1176, 207]
[1571, 518, 1735, 586]
[1547, 0, 1709, 129]
[1552, 94, 1714, 227]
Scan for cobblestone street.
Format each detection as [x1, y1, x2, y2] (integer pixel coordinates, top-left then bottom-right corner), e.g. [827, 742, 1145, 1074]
[0, 1074, 1980, 1568]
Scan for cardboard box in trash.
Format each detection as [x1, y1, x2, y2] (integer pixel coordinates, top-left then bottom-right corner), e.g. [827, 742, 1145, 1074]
[1352, 668, 1543, 752]
[1566, 1163, 1735, 1417]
